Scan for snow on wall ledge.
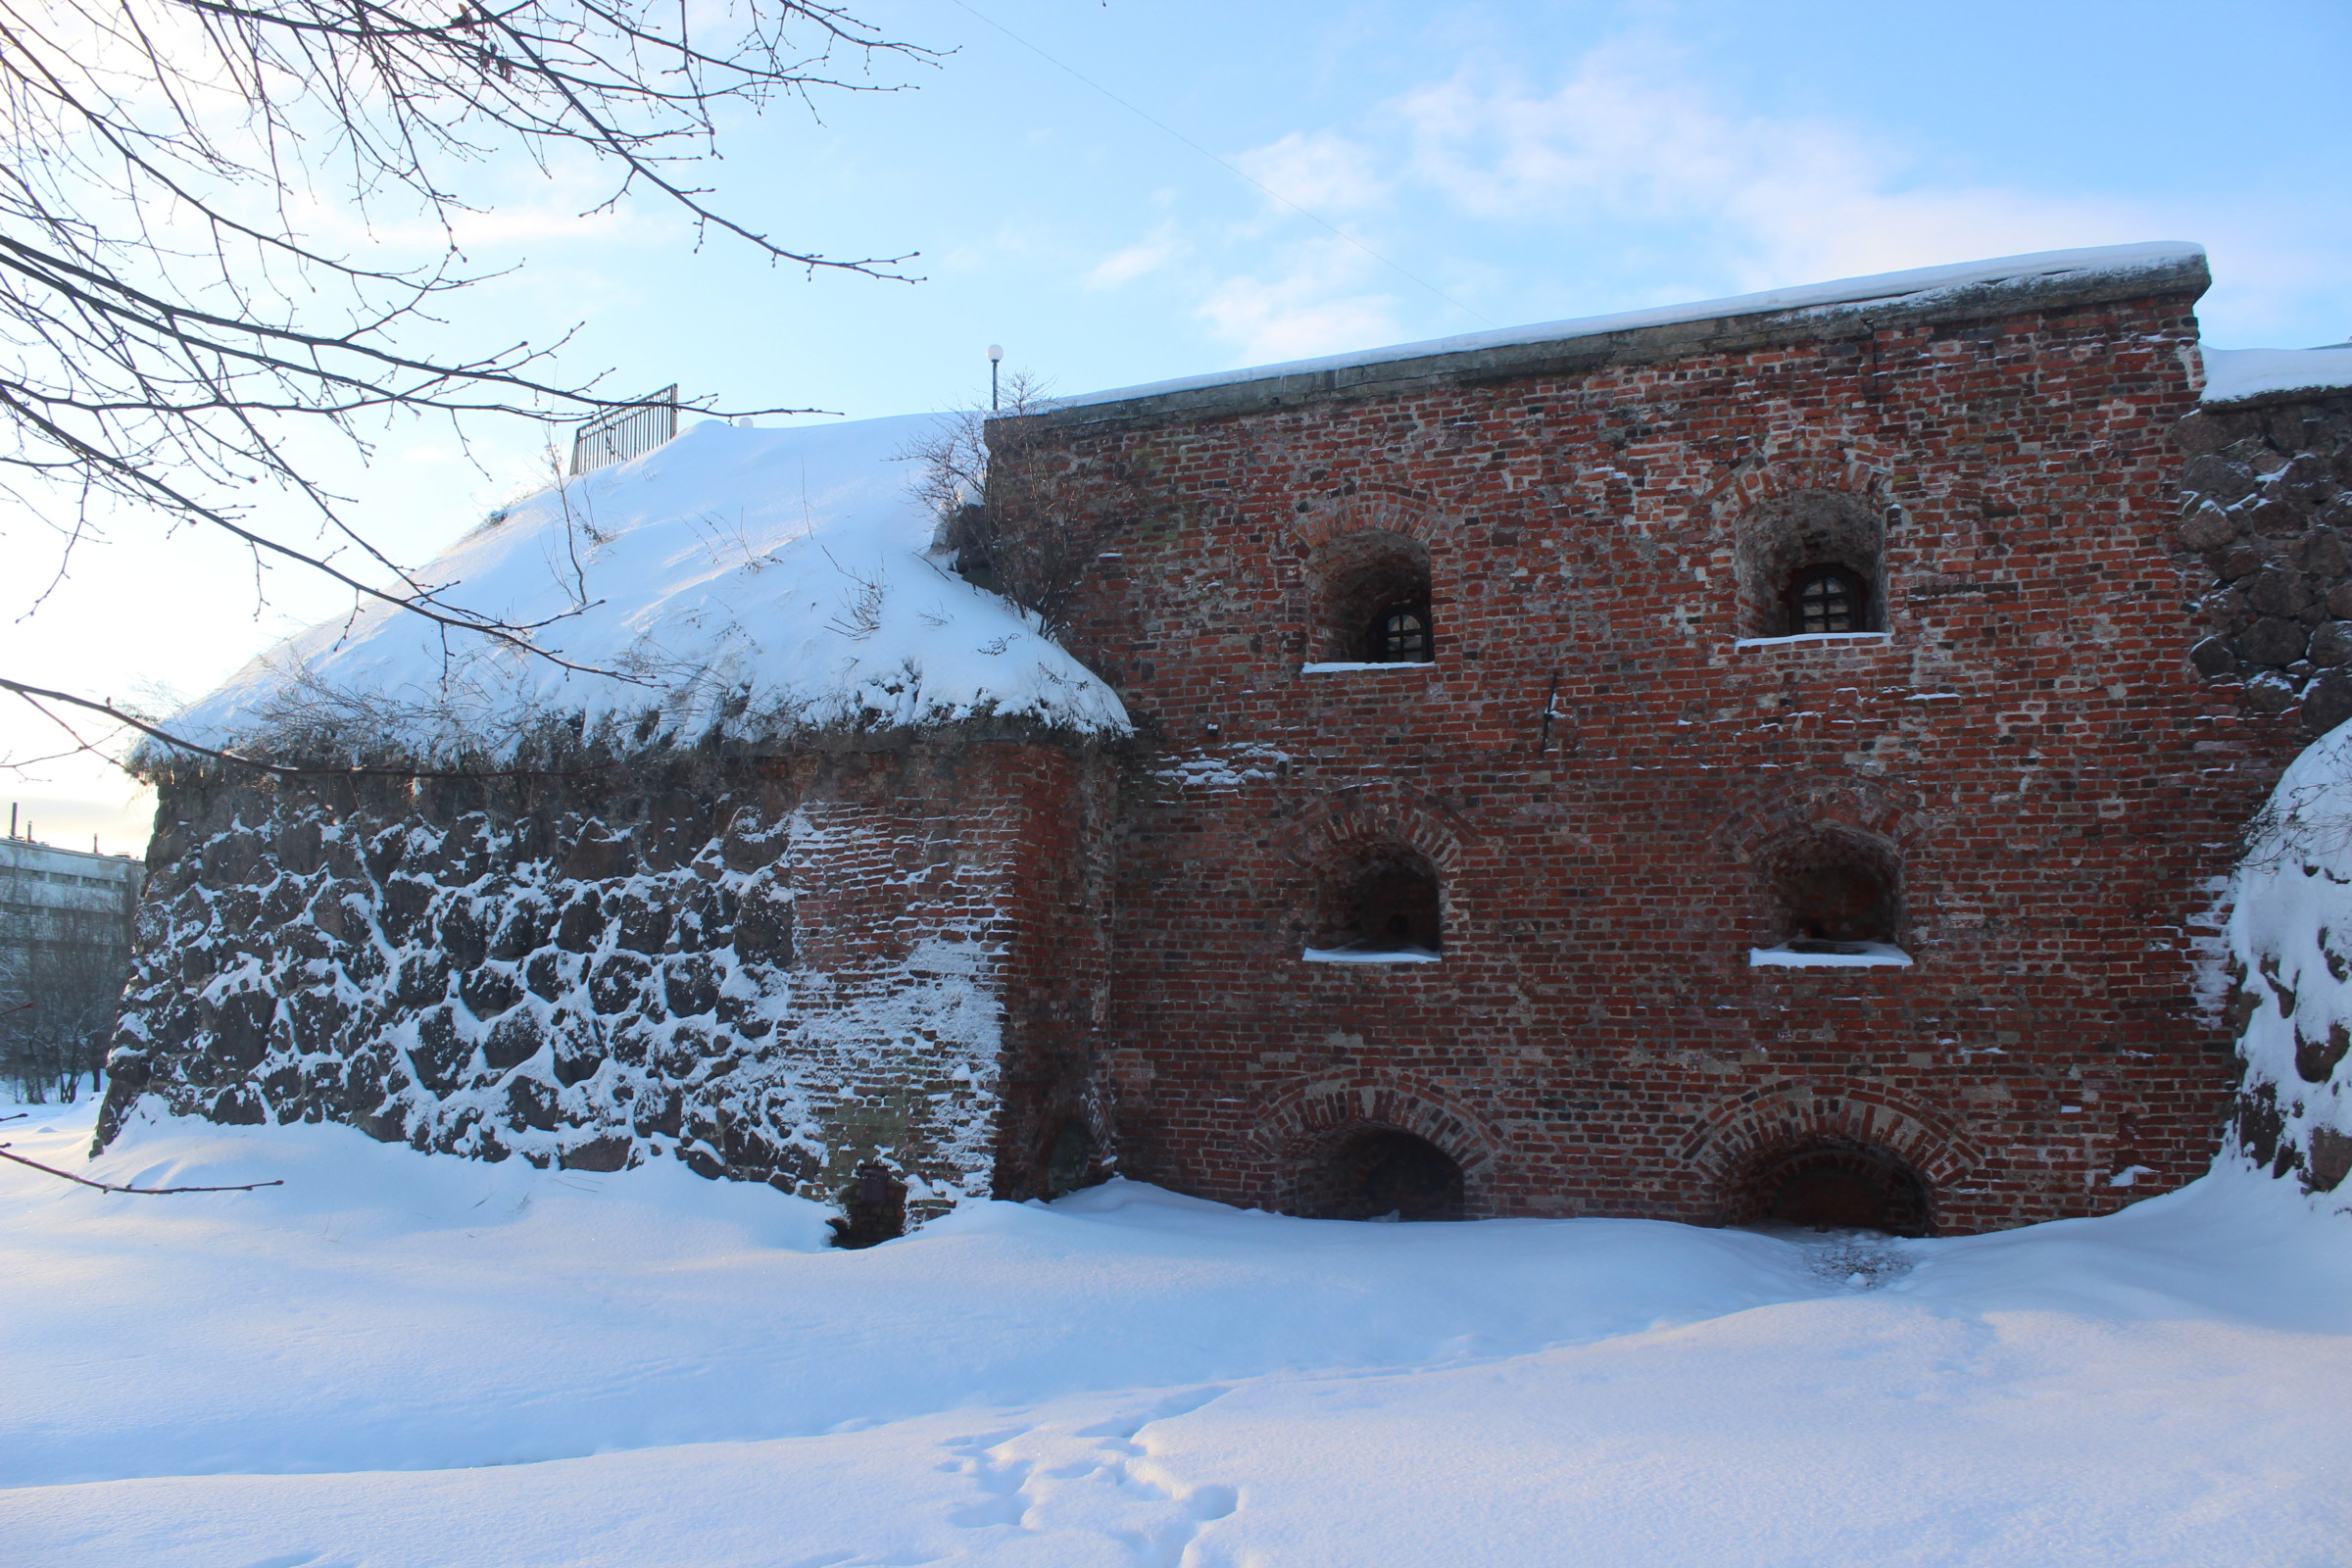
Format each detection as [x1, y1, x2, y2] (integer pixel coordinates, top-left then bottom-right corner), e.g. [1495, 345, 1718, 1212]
[1057, 241, 2206, 413]
[162, 414, 1127, 765]
[95, 741, 1109, 1217]
[2203, 345, 2352, 408]
[2226, 718, 2352, 1207]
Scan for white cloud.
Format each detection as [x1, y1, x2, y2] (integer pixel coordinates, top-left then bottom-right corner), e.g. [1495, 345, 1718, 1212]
[1233, 129, 1391, 216]
[1390, 35, 2155, 293]
[1087, 221, 1186, 290]
[1112, 28, 2342, 372]
[1194, 235, 1402, 364]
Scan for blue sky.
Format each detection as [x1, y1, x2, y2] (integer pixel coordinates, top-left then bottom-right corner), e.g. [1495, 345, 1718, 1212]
[5, 0, 2348, 852]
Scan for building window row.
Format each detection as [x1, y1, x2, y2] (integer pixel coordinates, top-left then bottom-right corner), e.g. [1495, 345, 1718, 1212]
[1300, 826, 1911, 968]
[1301, 491, 1891, 668]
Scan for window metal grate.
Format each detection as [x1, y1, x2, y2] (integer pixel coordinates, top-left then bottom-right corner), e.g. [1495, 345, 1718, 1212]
[1793, 565, 1864, 634]
[568, 385, 679, 476]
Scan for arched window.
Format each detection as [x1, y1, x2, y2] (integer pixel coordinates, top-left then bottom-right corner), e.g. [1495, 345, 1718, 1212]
[1733, 490, 1888, 640]
[1312, 530, 1435, 664]
[1790, 565, 1866, 635]
[1750, 825, 1909, 966]
[1732, 1136, 1933, 1236]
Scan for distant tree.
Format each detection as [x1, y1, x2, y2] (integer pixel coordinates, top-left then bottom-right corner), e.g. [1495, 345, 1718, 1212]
[2, 902, 135, 1102]
[0, 0, 933, 768]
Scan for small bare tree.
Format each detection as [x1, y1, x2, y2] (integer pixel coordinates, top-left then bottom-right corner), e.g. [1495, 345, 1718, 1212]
[908, 370, 1120, 638]
[1, 0, 935, 772]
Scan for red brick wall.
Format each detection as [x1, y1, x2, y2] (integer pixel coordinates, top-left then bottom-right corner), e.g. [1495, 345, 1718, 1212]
[995, 282, 2304, 1232]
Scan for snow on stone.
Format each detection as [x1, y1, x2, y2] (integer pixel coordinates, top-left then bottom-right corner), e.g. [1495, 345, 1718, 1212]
[1063, 242, 2205, 410]
[5, 1099, 2352, 1565]
[1155, 743, 1294, 790]
[2226, 717, 2352, 1205]
[166, 414, 1128, 761]
[2202, 344, 2352, 406]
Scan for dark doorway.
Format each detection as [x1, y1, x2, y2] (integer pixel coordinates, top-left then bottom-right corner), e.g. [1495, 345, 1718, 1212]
[1043, 1120, 1095, 1198]
[1295, 1127, 1465, 1221]
[1736, 1137, 1933, 1236]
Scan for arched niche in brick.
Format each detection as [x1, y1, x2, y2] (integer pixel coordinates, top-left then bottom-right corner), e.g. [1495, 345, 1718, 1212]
[1755, 822, 1904, 948]
[1309, 528, 1434, 664]
[1292, 1125, 1465, 1220]
[1252, 1077, 1497, 1220]
[1734, 488, 1889, 639]
[1281, 785, 1471, 957]
[1313, 841, 1445, 956]
[1729, 1135, 1934, 1235]
[1679, 1083, 1981, 1237]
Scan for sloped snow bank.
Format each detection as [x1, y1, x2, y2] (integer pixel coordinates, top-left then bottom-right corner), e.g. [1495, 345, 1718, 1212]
[163, 415, 1127, 763]
[2227, 718, 2352, 1201]
[6, 1101, 2352, 1567]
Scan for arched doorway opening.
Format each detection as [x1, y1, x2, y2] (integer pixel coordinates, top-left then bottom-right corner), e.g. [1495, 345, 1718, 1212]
[1732, 1135, 1934, 1236]
[1293, 1126, 1465, 1221]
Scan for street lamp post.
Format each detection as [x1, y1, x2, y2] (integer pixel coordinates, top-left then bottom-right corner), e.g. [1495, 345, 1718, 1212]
[988, 343, 1004, 412]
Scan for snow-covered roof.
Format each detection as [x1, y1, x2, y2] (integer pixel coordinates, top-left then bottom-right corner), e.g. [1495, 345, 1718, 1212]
[163, 415, 1128, 764]
[2202, 345, 2352, 407]
[1062, 242, 2209, 412]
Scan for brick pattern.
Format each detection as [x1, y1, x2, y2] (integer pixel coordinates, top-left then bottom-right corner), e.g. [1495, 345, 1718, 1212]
[995, 287, 2306, 1233]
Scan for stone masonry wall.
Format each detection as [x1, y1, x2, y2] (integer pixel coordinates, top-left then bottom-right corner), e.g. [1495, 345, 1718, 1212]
[2175, 388, 2352, 733]
[100, 736, 1114, 1216]
[994, 265, 2307, 1234]
[2171, 385, 2352, 1205]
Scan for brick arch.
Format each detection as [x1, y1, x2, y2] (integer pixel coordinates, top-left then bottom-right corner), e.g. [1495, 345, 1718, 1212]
[1703, 450, 1897, 517]
[1711, 774, 1934, 865]
[1284, 485, 1445, 554]
[1277, 782, 1474, 873]
[1678, 1081, 1984, 1222]
[1275, 784, 1475, 948]
[1248, 1072, 1503, 1214]
[1712, 780, 1935, 949]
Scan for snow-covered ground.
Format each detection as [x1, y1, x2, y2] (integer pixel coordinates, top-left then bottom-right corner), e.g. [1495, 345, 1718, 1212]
[5, 1102, 2348, 1567]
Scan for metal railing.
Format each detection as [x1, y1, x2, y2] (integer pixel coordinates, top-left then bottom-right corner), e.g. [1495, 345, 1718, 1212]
[568, 385, 678, 476]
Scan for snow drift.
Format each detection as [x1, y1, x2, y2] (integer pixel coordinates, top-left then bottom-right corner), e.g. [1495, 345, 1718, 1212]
[160, 414, 1128, 764]
[2227, 718, 2352, 1203]
[5, 1098, 2351, 1567]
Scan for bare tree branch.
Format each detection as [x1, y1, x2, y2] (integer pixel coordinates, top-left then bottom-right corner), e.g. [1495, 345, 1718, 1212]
[0, 0, 937, 775]
[1, 674, 625, 777]
[0, 1142, 284, 1194]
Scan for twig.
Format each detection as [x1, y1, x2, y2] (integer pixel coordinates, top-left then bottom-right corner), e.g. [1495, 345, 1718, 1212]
[2, 676, 625, 780]
[0, 1144, 284, 1195]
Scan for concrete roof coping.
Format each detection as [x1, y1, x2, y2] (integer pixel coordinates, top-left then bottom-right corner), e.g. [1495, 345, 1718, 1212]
[1029, 242, 2210, 430]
